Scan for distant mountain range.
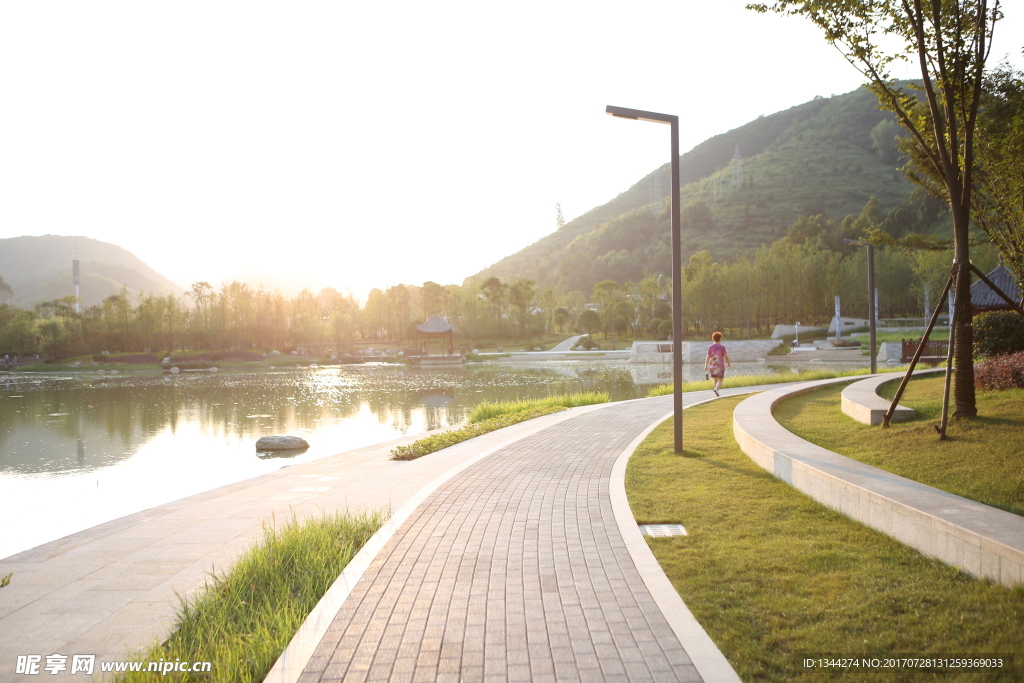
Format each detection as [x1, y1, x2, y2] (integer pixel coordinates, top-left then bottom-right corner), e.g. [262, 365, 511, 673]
[471, 85, 919, 293]
[0, 235, 185, 308]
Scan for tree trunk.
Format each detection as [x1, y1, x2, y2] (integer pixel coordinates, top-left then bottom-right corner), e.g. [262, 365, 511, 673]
[951, 205, 977, 418]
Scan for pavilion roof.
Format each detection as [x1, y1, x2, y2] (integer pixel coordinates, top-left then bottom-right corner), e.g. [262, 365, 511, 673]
[416, 315, 455, 334]
[970, 265, 1022, 312]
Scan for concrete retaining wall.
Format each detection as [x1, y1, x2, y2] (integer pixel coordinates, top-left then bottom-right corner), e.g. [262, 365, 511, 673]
[840, 372, 922, 425]
[733, 378, 1024, 586]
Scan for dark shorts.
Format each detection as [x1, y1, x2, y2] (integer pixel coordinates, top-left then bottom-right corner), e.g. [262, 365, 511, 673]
[710, 370, 725, 379]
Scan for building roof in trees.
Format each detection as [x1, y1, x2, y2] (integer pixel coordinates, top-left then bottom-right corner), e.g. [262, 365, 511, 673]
[970, 265, 1022, 313]
[416, 315, 455, 335]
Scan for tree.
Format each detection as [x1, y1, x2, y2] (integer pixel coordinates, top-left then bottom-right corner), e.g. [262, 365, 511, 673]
[556, 204, 567, 230]
[970, 65, 1024, 283]
[420, 281, 445, 319]
[907, 65, 1024, 283]
[480, 276, 507, 320]
[508, 279, 536, 339]
[578, 309, 601, 336]
[749, 0, 1004, 417]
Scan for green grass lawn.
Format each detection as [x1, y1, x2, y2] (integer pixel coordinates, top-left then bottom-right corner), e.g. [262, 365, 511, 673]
[773, 375, 1024, 516]
[647, 366, 903, 396]
[849, 329, 953, 347]
[626, 397, 1024, 682]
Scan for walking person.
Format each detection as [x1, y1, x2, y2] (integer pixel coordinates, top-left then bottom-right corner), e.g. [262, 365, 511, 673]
[704, 331, 730, 397]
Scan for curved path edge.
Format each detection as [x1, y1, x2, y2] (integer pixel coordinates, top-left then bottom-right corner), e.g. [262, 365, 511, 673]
[268, 393, 756, 683]
[609, 404, 743, 683]
[733, 377, 1024, 586]
[840, 368, 943, 425]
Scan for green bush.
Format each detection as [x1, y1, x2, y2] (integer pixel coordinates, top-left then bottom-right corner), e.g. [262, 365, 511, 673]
[576, 335, 598, 350]
[974, 351, 1024, 391]
[973, 311, 1024, 358]
[657, 319, 673, 340]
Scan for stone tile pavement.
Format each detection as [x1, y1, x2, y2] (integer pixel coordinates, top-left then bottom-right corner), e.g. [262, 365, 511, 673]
[290, 397, 729, 683]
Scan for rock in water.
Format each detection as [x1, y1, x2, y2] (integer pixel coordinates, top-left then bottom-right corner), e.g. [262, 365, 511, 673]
[255, 435, 309, 451]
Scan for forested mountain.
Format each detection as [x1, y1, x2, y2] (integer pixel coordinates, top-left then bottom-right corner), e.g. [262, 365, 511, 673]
[0, 235, 184, 308]
[471, 86, 925, 294]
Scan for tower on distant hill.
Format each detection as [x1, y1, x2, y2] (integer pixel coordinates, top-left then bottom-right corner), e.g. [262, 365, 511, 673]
[732, 145, 743, 188]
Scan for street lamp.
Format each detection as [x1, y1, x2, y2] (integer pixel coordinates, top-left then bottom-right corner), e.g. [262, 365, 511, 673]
[607, 105, 683, 453]
[844, 239, 878, 373]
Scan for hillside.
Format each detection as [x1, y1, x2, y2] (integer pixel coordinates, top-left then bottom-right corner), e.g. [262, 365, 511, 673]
[0, 235, 184, 308]
[471, 86, 919, 293]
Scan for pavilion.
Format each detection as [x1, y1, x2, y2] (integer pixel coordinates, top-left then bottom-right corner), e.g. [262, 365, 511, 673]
[412, 315, 463, 364]
[970, 264, 1022, 314]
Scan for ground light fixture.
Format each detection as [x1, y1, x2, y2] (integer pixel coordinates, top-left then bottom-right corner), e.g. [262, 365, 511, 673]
[606, 105, 683, 453]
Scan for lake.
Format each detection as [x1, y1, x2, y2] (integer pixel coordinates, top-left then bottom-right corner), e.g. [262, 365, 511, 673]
[0, 359, 841, 558]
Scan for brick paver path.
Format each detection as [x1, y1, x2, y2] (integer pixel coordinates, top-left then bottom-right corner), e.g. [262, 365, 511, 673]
[300, 398, 701, 682]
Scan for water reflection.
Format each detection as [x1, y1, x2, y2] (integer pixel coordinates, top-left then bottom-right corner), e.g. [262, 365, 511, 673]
[0, 360, 841, 558]
[0, 365, 641, 476]
[0, 363, 648, 558]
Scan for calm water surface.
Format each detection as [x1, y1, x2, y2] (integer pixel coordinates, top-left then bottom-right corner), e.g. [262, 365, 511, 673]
[0, 359, 835, 558]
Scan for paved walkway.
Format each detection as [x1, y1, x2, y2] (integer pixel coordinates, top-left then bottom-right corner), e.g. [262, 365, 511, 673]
[291, 398, 705, 683]
[549, 336, 583, 352]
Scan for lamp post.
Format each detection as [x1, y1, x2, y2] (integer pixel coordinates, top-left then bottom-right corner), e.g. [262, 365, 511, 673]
[844, 239, 878, 373]
[607, 105, 683, 453]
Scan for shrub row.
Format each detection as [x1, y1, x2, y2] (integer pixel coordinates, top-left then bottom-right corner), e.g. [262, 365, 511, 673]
[974, 351, 1024, 391]
[974, 311, 1024, 358]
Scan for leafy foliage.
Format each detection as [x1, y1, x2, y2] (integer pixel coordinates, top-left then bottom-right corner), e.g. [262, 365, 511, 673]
[973, 311, 1024, 358]
[974, 351, 1024, 390]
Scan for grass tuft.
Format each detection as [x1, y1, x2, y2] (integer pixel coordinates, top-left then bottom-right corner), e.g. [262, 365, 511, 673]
[467, 392, 609, 423]
[391, 392, 610, 460]
[120, 510, 384, 683]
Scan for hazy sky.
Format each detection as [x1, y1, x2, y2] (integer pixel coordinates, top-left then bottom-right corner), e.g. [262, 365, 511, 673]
[2, 2, 1021, 299]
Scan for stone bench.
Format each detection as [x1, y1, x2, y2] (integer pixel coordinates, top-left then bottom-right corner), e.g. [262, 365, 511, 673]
[840, 369, 944, 425]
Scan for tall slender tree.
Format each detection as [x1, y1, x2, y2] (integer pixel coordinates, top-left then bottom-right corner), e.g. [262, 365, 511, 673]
[749, 0, 1003, 417]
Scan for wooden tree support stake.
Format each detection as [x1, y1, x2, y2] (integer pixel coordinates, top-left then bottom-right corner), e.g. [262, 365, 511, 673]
[882, 269, 955, 428]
